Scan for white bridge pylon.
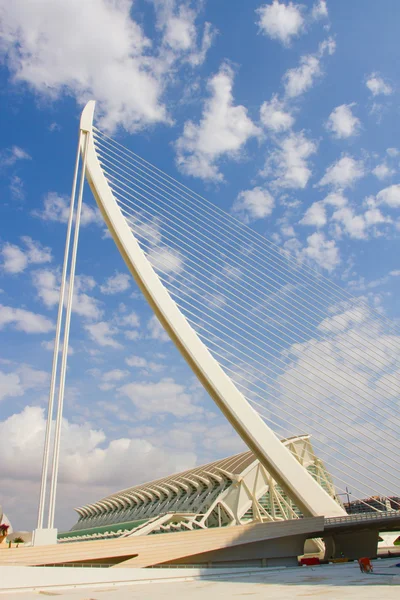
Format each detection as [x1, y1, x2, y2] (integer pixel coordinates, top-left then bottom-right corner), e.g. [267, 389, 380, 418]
[80, 101, 345, 519]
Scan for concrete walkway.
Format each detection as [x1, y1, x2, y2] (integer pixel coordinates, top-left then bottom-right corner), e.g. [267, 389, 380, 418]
[10, 559, 400, 599]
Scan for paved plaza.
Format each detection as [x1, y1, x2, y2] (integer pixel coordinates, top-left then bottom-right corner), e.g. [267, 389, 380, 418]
[10, 559, 400, 599]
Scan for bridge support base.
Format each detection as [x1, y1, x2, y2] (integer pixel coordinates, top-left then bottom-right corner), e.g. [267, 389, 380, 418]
[323, 530, 379, 561]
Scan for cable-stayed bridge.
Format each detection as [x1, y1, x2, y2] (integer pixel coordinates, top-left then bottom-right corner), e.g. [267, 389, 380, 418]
[31, 101, 400, 558]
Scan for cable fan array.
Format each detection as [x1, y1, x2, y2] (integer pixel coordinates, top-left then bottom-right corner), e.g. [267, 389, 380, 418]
[93, 126, 400, 513]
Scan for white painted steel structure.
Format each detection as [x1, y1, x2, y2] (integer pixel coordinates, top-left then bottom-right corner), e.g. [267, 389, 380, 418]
[79, 101, 344, 518]
[63, 435, 336, 543]
[36, 101, 400, 541]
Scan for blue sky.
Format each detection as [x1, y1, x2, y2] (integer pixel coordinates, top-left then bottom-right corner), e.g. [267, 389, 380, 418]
[1, 0, 400, 531]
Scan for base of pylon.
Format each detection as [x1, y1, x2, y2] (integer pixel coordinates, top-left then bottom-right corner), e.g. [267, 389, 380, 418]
[32, 528, 58, 546]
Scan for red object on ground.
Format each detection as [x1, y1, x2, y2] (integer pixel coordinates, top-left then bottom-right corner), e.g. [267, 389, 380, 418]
[358, 557, 373, 573]
[300, 557, 320, 566]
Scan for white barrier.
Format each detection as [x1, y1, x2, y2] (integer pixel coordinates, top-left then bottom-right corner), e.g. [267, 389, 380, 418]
[0, 565, 276, 594]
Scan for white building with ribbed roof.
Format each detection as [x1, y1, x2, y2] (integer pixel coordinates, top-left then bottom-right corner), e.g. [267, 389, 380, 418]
[60, 435, 340, 543]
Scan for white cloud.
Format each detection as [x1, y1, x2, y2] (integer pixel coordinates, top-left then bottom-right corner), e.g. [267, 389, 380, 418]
[1, 243, 27, 274]
[125, 355, 147, 368]
[41, 339, 74, 355]
[0, 305, 53, 334]
[33, 193, 103, 227]
[114, 309, 141, 341]
[0, 370, 22, 402]
[175, 63, 260, 181]
[118, 311, 140, 328]
[147, 247, 184, 275]
[299, 201, 327, 227]
[332, 207, 367, 240]
[376, 184, 400, 208]
[0, 0, 173, 132]
[1, 237, 52, 274]
[323, 191, 348, 208]
[0, 405, 196, 529]
[32, 269, 103, 320]
[0, 145, 31, 167]
[119, 377, 203, 419]
[284, 54, 320, 98]
[366, 73, 393, 96]
[302, 232, 340, 271]
[152, 0, 216, 66]
[232, 187, 275, 223]
[325, 104, 361, 139]
[318, 155, 365, 189]
[260, 95, 294, 132]
[332, 205, 390, 240]
[0, 364, 48, 402]
[283, 38, 335, 99]
[256, 1, 305, 47]
[311, 0, 328, 20]
[372, 163, 395, 180]
[100, 272, 130, 295]
[84, 321, 122, 349]
[125, 355, 164, 373]
[96, 368, 129, 391]
[147, 314, 170, 342]
[386, 148, 399, 158]
[9, 175, 25, 201]
[263, 131, 317, 189]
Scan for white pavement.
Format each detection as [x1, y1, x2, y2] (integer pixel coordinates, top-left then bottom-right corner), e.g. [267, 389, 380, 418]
[9, 559, 400, 600]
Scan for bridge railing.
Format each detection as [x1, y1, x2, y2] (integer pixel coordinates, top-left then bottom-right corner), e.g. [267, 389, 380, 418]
[326, 510, 400, 525]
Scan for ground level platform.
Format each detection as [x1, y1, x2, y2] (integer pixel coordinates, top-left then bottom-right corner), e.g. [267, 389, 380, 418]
[2, 558, 400, 599]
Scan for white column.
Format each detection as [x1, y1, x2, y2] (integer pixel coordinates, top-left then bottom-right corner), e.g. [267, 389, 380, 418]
[47, 131, 90, 530]
[33, 133, 82, 545]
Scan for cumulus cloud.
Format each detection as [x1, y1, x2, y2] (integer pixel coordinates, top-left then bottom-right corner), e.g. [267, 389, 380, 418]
[118, 377, 203, 419]
[100, 272, 131, 295]
[376, 184, 400, 208]
[175, 63, 260, 181]
[9, 175, 25, 201]
[147, 314, 170, 342]
[372, 163, 395, 180]
[232, 187, 275, 223]
[298, 232, 340, 272]
[32, 269, 103, 320]
[0, 0, 172, 132]
[325, 104, 361, 139]
[0, 405, 196, 529]
[125, 355, 164, 373]
[95, 368, 129, 391]
[33, 193, 103, 227]
[283, 38, 335, 99]
[0, 145, 31, 168]
[366, 73, 393, 96]
[311, 0, 328, 20]
[84, 321, 122, 349]
[147, 247, 184, 275]
[0, 364, 48, 402]
[260, 95, 294, 132]
[1, 237, 52, 274]
[256, 1, 305, 47]
[318, 155, 365, 189]
[41, 339, 74, 355]
[263, 131, 317, 189]
[299, 201, 327, 227]
[332, 207, 367, 240]
[0, 305, 54, 334]
[152, 0, 216, 66]
[323, 191, 348, 208]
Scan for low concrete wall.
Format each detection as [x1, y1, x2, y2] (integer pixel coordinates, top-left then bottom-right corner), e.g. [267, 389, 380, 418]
[0, 565, 280, 594]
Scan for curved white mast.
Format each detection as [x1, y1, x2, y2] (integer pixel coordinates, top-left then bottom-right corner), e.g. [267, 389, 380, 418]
[81, 101, 345, 518]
